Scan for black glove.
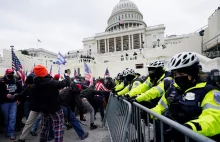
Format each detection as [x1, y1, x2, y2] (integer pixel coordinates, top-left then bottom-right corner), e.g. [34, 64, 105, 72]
[129, 98, 137, 103]
[122, 95, 129, 100]
[124, 94, 130, 99]
[127, 96, 136, 101]
[184, 124, 192, 129]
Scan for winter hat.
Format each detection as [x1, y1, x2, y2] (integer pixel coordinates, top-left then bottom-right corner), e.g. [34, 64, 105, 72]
[25, 75, 34, 84]
[54, 74, 60, 80]
[5, 69, 14, 74]
[34, 65, 48, 77]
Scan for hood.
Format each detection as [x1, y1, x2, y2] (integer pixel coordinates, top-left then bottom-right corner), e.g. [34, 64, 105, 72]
[34, 76, 52, 87]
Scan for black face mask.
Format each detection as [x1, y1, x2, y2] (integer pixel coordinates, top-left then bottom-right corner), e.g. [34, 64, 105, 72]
[7, 75, 14, 79]
[148, 67, 163, 80]
[126, 75, 135, 82]
[174, 76, 192, 91]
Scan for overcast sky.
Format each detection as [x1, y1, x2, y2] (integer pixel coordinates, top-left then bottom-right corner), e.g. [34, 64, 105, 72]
[0, 0, 219, 56]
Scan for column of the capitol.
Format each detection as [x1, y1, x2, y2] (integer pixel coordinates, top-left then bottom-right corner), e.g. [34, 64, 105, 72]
[114, 37, 116, 52]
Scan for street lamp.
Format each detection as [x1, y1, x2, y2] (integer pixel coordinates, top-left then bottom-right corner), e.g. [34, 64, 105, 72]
[157, 39, 160, 47]
[199, 30, 205, 54]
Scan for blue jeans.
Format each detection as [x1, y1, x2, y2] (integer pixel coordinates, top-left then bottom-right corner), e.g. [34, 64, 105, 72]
[61, 106, 85, 137]
[23, 101, 31, 119]
[1, 102, 17, 136]
[31, 114, 41, 133]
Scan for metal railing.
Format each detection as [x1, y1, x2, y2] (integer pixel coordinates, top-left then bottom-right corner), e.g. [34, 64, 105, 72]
[104, 94, 216, 142]
[131, 102, 215, 142]
[104, 93, 132, 142]
[203, 33, 220, 51]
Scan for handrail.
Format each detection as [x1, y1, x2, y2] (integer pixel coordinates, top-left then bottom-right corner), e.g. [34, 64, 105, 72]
[204, 33, 220, 45]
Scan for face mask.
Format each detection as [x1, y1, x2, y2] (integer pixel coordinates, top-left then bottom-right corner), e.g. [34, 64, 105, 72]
[174, 76, 191, 91]
[7, 75, 14, 79]
[126, 75, 134, 82]
[148, 68, 156, 79]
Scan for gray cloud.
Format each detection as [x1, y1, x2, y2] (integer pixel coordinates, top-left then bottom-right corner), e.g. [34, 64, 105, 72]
[0, 0, 219, 55]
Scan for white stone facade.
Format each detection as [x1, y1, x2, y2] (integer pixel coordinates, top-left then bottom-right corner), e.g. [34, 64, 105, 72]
[1, 1, 220, 78]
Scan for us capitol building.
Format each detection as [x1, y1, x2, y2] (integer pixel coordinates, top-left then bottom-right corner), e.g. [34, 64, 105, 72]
[1, 0, 220, 77]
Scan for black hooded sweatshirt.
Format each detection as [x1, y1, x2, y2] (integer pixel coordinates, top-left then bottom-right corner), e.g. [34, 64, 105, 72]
[32, 75, 70, 114]
[0, 76, 22, 104]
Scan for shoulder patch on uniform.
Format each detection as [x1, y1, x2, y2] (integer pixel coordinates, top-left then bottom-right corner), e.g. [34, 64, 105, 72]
[185, 92, 195, 100]
[214, 92, 220, 105]
[134, 82, 139, 86]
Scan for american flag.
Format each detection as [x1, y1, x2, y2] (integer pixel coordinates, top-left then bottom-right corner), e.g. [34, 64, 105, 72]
[104, 68, 110, 78]
[119, 18, 123, 27]
[49, 65, 52, 76]
[56, 52, 66, 65]
[84, 62, 93, 86]
[11, 48, 25, 83]
[74, 68, 78, 77]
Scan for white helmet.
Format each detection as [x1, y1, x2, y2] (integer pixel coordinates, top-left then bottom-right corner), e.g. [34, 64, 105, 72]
[147, 60, 164, 68]
[169, 52, 199, 71]
[123, 68, 135, 76]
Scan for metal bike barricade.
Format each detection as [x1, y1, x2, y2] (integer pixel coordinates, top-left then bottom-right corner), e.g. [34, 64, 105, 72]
[103, 93, 132, 142]
[128, 102, 216, 142]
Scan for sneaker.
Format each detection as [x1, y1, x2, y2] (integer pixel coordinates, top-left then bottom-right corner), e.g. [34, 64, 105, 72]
[5, 134, 9, 138]
[80, 117, 86, 121]
[30, 131, 38, 136]
[10, 135, 16, 140]
[15, 127, 21, 132]
[81, 132, 89, 140]
[90, 123, 98, 130]
[17, 139, 25, 142]
[48, 137, 54, 141]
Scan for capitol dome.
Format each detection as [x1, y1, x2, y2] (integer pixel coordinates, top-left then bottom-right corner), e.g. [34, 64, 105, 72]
[106, 0, 146, 32]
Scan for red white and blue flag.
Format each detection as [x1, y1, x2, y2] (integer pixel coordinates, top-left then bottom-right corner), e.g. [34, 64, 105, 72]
[84, 62, 93, 86]
[104, 68, 110, 78]
[74, 68, 78, 76]
[11, 48, 25, 83]
[56, 52, 66, 65]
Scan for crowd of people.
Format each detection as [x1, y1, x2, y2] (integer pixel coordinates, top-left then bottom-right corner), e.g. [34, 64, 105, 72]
[0, 65, 113, 142]
[112, 52, 220, 142]
[0, 51, 220, 142]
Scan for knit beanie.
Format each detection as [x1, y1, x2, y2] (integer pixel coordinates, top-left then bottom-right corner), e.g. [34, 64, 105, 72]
[34, 65, 48, 77]
[25, 75, 34, 84]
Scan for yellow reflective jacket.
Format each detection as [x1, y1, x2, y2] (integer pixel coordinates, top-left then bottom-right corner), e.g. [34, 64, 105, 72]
[115, 81, 124, 92]
[118, 76, 143, 96]
[136, 77, 172, 102]
[152, 82, 220, 137]
[129, 73, 168, 97]
[115, 79, 119, 86]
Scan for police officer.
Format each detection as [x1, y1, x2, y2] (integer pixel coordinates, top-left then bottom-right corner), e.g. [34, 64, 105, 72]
[113, 72, 128, 93]
[117, 68, 143, 96]
[127, 60, 170, 98]
[152, 52, 220, 141]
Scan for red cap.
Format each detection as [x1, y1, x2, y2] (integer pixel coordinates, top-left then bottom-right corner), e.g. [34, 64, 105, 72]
[5, 69, 14, 74]
[54, 74, 60, 80]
